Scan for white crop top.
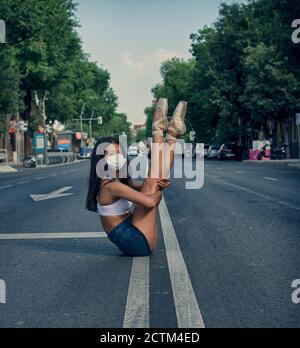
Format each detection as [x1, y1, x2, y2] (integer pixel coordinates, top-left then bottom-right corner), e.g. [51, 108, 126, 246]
[97, 199, 134, 217]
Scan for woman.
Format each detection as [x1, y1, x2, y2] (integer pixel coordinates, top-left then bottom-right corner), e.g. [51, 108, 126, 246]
[86, 98, 187, 257]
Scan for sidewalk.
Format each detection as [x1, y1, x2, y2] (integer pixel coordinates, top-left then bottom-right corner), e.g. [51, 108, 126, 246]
[243, 159, 300, 169]
[0, 164, 18, 173]
[0, 159, 84, 174]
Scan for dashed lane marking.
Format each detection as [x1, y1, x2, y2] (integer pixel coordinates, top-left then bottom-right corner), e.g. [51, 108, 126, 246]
[264, 177, 278, 182]
[0, 185, 13, 190]
[206, 174, 300, 212]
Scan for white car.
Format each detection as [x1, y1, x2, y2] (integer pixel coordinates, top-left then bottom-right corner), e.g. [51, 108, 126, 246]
[207, 145, 221, 159]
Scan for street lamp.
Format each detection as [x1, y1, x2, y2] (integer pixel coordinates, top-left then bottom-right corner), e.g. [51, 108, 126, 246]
[43, 91, 49, 127]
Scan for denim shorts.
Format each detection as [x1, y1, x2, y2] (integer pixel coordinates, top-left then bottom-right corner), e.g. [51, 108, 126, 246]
[107, 216, 152, 257]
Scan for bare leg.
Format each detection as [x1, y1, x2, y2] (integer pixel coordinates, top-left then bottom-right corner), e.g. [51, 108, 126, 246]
[164, 128, 177, 177]
[131, 108, 165, 252]
[131, 177, 159, 251]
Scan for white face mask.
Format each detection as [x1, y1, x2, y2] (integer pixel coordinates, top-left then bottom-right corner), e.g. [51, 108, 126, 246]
[106, 153, 127, 171]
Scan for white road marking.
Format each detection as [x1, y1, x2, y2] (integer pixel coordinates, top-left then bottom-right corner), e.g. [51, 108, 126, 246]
[30, 186, 74, 202]
[158, 196, 205, 328]
[17, 180, 31, 185]
[49, 174, 58, 177]
[123, 257, 149, 328]
[235, 171, 243, 174]
[206, 174, 300, 212]
[34, 177, 46, 181]
[0, 232, 106, 240]
[0, 185, 13, 190]
[264, 177, 278, 182]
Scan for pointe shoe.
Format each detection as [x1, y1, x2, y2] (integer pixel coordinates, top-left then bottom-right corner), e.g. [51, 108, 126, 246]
[166, 101, 187, 141]
[152, 98, 169, 137]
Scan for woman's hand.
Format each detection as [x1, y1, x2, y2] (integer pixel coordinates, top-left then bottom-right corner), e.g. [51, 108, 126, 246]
[157, 178, 171, 191]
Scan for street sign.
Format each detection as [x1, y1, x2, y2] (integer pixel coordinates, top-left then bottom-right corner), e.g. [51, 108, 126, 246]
[18, 121, 28, 132]
[97, 117, 103, 125]
[296, 114, 300, 126]
[36, 136, 45, 150]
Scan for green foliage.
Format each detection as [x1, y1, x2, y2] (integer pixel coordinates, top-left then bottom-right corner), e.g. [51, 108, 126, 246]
[0, 0, 131, 144]
[148, 0, 300, 146]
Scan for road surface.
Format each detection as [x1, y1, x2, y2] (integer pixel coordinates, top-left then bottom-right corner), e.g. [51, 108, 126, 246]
[0, 160, 300, 328]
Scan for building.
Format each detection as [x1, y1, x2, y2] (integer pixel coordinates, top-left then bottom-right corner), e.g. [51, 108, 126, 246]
[132, 123, 146, 140]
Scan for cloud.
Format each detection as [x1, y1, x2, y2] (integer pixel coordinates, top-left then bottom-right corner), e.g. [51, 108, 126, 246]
[121, 48, 187, 75]
[122, 51, 133, 68]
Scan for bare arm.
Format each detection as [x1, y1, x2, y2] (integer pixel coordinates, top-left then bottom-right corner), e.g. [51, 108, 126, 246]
[130, 179, 144, 191]
[106, 182, 162, 208]
[130, 179, 170, 191]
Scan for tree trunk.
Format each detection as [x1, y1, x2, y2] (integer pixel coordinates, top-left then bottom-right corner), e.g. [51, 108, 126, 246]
[283, 122, 290, 159]
[23, 88, 32, 157]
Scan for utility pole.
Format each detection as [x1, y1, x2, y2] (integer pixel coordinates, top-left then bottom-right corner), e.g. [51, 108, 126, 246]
[296, 113, 300, 159]
[80, 103, 86, 148]
[42, 91, 49, 127]
[42, 91, 49, 165]
[16, 112, 20, 164]
[89, 109, 95, 143]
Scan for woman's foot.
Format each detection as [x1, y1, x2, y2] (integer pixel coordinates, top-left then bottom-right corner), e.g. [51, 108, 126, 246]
[166, 101, 187, 142]
[152, 98, 169, 137]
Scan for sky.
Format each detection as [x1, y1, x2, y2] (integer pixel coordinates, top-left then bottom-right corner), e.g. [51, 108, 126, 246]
[76, 0, 238, 125]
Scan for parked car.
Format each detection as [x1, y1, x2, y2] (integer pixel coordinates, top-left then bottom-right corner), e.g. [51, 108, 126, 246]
[217, 144, 236, 161]
[207, 145, 221, 159]
[192, 143, 207, 158]
[217, 144, 244, 161]
[77, 147, 93, 159]
[204, 144, 210, 158]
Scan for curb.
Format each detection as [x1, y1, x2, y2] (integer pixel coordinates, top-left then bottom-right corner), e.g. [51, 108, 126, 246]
[1, 160, 86, 174]
[243, 160, 300, 166]
[0, 165, 18, 174]
[288, 164, 300, 170]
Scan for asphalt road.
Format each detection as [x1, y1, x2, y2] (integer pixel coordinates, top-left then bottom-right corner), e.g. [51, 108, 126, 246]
[0, 159, 300, 328]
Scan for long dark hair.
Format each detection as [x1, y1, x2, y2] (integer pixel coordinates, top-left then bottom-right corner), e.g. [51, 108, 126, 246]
[85, 136, 129, 212]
